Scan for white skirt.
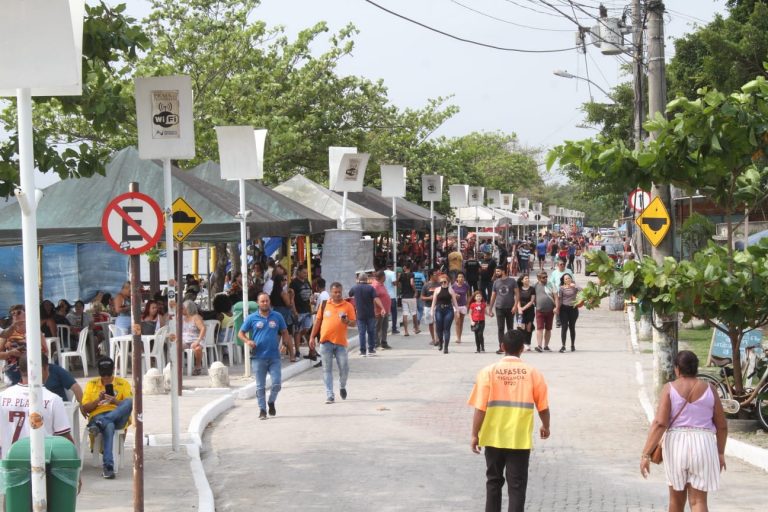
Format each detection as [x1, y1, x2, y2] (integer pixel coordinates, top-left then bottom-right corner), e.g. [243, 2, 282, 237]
[663, 428, 720, 492]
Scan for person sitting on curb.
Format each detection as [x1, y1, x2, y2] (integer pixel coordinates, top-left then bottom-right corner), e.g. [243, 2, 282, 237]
[81, 356, 133, 479]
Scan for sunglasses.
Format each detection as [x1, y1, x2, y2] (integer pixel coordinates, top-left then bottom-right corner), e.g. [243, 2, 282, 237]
[440, 281, 448, 285]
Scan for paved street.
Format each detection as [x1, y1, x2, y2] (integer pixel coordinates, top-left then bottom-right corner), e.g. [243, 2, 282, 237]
[203, 288, 768, 512]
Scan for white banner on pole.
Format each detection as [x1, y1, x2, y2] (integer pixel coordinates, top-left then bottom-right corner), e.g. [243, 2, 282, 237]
[330, 153, 369, 192]
[215, 126, 267, 180]
[422, 175, 443, 202]
[135, 76, 195, 159]
[0, 0, 84, 96]
[500, 193, 514, 210]
[381, 165, 406, 198]
[468, 186, 485, 207]
[329, 146, 357, 190]
[518, 197, 530, 211]
[487, 190, 501, 208]
[449, 185, 469, 208]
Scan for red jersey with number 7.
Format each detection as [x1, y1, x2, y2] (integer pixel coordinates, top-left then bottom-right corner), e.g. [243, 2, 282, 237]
[0, 384, 70, 459]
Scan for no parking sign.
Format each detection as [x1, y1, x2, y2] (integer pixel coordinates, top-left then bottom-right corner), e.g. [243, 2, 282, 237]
[101, 192, 164, 255]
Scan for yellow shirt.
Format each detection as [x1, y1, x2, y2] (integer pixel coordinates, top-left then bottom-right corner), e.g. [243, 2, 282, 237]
[468, 357, 548, 449]
[82, 376, 133, 419]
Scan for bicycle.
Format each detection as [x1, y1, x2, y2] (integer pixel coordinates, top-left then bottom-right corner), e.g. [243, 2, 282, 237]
[698, 348, 768, 430]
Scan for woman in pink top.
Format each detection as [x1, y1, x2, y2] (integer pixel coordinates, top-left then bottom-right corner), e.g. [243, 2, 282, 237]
[640, 350, 728, 512]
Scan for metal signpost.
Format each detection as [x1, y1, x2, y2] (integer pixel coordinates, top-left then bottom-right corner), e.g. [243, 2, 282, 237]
[422, 175, 443, 268]
[134, 75, 195, 451]
[329, 147, 369, 230]
[101, 185, 164, 512]
[214, 126, 267, 377]
[381, 165, 407, 268]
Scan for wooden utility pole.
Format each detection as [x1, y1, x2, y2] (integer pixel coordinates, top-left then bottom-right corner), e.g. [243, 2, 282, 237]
[128, 182, 145, 511]
[647, 0, 677, 396]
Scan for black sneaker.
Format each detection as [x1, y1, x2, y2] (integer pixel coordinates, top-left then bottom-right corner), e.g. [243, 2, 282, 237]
[259, 409, 268, 420]
[495, 350, 504, 355]
[559, 346, 566, 353]
[381, 343, 392, 350]
[102, 465, 115, 479]
[340, 388, 347, 400]
[268, 402, 276, 416]
[534, 346, 543, 353]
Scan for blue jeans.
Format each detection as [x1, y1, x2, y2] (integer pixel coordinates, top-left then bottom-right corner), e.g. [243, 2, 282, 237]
[390, 298, 399, 333]
[416, 297, 424, 324]
[434, 306, 454, 348]
[251, 357, 282, 412]
[357, 317, 377, 354]
[319, 342, 348, 400]
[89, 397, 133, 469]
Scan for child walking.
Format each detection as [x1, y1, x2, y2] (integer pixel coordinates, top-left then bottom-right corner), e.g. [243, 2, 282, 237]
[469, 291, 486, 353]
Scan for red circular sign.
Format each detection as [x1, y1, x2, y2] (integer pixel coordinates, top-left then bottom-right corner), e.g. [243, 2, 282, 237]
[101, 192, 164, 255]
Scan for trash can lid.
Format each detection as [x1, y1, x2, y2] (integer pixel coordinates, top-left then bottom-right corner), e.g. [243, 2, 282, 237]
[1, 437, 80, 468]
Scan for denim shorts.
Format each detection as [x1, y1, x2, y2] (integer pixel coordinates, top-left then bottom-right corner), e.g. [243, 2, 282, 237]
[296, 312, 313, 331]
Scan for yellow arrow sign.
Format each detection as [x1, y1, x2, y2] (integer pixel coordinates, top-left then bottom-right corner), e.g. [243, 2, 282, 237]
[635, 196, 670, 247]
[171, 197, 203, 242]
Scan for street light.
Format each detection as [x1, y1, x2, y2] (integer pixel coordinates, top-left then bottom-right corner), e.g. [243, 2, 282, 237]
[553, 69, 613, 100]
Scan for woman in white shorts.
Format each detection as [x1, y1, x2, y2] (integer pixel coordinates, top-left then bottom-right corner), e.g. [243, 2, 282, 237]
[640, 350, 727, 511]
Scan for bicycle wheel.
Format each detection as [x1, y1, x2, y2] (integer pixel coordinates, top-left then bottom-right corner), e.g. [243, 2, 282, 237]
[756, 382, 768, 431]
[697, 373, 728, 400]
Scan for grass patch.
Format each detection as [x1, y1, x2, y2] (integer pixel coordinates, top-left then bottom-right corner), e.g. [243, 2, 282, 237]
[679, 324, 713, 364]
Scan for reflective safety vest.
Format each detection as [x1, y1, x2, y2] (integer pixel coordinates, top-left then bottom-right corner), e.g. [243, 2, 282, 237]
[468, 356, 548, 449]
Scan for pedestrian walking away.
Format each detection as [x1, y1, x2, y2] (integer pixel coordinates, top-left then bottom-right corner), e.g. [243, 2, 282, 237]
[556, 274, 582, 352]
[549, 259, 573, 329]
[383, 263, 400, 334]
[487, 266, 520, 355]
[238, 293, 292, 420]
[290, 267, 314, 360]
[468, 330, 550, 512]
[469, 291, 487, 352]
[516, 274, 535, 350]
[532, 271, 558, 352]
[430, 274, 459, 354]
[640, 350, 728, 512]
[349, 272, 384, 356]
[308, 282, 356, 403]
[371, 270, 392, 350]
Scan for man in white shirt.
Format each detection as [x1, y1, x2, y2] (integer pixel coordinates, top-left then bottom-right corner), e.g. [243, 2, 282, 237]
[0, 354, 73, 459]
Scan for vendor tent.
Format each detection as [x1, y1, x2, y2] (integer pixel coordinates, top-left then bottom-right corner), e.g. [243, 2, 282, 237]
[453, 206, 511, 229]
[0, 147, 298, 246]
[189, 161, 336, 234]
[341, 187, 447, 231]
[490, 208, 526, 225]
[274, 175, 390, 232]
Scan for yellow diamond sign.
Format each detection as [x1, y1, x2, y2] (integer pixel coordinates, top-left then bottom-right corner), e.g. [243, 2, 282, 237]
[635, 196, 670, 247]
[171, 197, 203, 242]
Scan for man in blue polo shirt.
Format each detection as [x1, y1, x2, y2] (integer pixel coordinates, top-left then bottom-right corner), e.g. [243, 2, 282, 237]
[238, 293, 291, 420]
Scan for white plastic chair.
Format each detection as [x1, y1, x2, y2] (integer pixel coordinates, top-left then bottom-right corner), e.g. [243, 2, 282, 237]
[202, 320, 219, 365]
[64, 390, 80, 453]
[216, 325, 241, 365]
[83, 427, 127, 475]
[60, 328, 89, 377]
[108, 324, 120, 360]
[56, 324, 71, 350]
[149, 327, 168, 370]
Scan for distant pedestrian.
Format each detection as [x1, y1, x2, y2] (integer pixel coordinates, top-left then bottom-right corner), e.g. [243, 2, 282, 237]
[640, 351, 727, 511]
[533, 271, 557, 352]
[517, 243, 531, 276]
[238, 293, 292, 420]
[556, 274, 582, 352]
[430, 274, 459, 354]
[479, 254, 497, 303]
[421, 270, 440, 345]
[469, 291, 486, 353]
[448, 246, 463, 282]
[516, 275, 535, 350]
[468, 330, 550, 512]
[383, 263, 400, 334]
[371, 271, 392, 350]
[452, 272, 470, 344]
[349, 272, 384, 357]
[487, 266, 520, 355]
[308, 283, 356, 404]
[464, 254, 481, 295]
[535, 239, 547, 271]
[398, 263, 420, 336]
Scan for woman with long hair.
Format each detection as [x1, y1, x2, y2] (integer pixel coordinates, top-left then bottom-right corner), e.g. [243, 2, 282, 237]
[430, 274, 459, 354]
[113, 281, 132, 335]
[516, 274, 535, 350]
[181, 300, 206, 375]
[452, 272, 470, 344]
[556, 274, 582, 352]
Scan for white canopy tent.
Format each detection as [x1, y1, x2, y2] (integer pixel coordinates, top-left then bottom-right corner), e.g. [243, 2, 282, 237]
[490, 208, 526, 225]
[453, 206, 511, 228]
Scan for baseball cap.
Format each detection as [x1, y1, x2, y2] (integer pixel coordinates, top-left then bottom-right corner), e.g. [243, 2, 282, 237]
[97, 357, 115, 376]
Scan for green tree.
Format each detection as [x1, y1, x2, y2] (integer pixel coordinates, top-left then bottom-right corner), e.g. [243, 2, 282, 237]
[550, 77, 768, 392]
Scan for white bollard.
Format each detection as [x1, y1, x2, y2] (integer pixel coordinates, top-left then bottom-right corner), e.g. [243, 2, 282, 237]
[144, 368, 165, 394]
[209, 361, 229, 388]
[163, 363, 173, 393]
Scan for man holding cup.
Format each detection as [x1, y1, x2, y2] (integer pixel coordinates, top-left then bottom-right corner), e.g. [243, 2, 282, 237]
[308, 282, 357, 404]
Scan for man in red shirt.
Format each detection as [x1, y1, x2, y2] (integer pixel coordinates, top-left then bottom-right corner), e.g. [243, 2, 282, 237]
[372, 271, 392, 350]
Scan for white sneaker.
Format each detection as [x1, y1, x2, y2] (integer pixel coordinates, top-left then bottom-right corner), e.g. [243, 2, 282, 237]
[360, 352, 368, 357]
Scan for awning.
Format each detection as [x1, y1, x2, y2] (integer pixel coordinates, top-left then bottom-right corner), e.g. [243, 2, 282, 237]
[340, 187, 447, 231]
[453, 206, 511, 228]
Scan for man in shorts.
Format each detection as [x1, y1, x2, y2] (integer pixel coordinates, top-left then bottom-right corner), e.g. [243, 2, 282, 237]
[535, 238, 548, 271]
[533, 271, 558, 351]
[290, 267, 314, 359]
[420, 270, 440, 345]
[398, 263, 420, 336]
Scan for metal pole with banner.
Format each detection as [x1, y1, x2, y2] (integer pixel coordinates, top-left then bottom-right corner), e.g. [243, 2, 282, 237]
[215, 126, 267, 375]
[329, 147, 369, 230]
[381, 165, 406, 267]
[468, 187, 485, 256]
[422, 175, 443, 267]
[134, 75, 195, 451]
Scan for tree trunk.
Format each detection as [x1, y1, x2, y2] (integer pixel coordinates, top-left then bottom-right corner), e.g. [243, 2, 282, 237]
[730, 332, 745, 395]
[208, 243, 229, 296]
[652, 311, 677, 401]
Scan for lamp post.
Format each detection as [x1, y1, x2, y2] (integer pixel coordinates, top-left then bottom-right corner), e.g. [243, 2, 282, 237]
[553, 69, 613, 100]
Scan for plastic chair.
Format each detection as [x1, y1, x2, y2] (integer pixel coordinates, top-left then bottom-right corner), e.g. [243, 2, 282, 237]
[56, 324, 71, 350]
[149, 327, 168, 369]
[64, 390, 80, 453]
[60, 328, 89, 377]
[108, 324, 120, 360]
[83, 427, 127, 475]
[215, 325, 238, 365]
[202, 320, 219, 365]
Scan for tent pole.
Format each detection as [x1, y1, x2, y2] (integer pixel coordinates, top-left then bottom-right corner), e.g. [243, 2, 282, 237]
[17, 87, 47, 508]
[392, 197, 397, 268]
[162, 157, 181, 451]
[430, 201, 435, 269]
[475, 206, 479, 258]
[306, 235, 312, 284]
[239, 178, 251, 376]
[341, 191, 348, 230]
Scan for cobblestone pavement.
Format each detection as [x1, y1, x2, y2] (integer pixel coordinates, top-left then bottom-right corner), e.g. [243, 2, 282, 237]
[204, 282, 767, 511]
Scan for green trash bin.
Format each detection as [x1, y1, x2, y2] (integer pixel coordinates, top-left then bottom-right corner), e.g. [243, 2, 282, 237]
[1, 436, 81, 511]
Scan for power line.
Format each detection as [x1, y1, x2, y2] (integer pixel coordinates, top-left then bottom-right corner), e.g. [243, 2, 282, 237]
[361, 0, 590, 53]
[449, 0, 573, 32]
[500, 0, 566, 18]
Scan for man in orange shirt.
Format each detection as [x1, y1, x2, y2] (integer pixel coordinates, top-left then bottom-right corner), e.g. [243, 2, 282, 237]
[468, 330, 550, 512]
[308, 282, 357, 404]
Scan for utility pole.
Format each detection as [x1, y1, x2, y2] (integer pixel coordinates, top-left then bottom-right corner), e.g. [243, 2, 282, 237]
[647, 0, 677, 396]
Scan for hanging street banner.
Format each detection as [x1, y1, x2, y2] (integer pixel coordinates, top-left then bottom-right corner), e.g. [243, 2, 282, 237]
[102, 192, 164, 255]
[171, 197, 203, 242]
[635, 196, 670, 247]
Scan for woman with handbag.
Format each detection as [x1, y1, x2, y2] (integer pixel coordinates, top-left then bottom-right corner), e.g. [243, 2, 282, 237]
[640, 350, 728, 512]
